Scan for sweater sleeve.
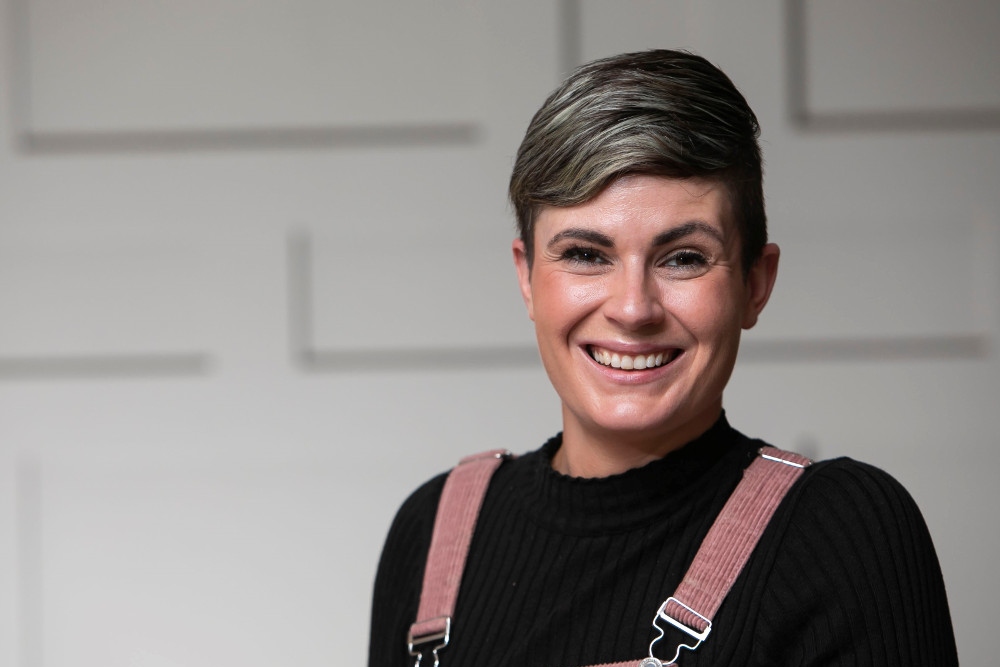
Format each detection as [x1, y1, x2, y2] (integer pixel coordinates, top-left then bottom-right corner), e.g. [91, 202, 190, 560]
[753, 458, 958, 666]
[368, 474, 447, 667]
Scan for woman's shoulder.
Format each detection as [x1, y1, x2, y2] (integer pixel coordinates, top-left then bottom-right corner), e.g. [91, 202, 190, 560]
[384, 445, 544, 539]
[385, 470, 450, 542]
[768, 453, 949, 621]
[746, 453, 958, 665]
[374, 447, 541, 595]
[788, 455, 929, 534]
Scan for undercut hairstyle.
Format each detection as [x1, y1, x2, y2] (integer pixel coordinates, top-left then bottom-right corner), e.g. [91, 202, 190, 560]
[509, 49, 766, 276]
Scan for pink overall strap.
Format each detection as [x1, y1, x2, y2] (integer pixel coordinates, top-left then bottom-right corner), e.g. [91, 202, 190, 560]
[408, 446, 810, 667]
[408, 449, 511, 665]
[640, 446, 812, 667]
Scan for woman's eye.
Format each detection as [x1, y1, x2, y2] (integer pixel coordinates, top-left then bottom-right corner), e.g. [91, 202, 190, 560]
[561, 246, 607, 265]
[663, 250, 708, 269]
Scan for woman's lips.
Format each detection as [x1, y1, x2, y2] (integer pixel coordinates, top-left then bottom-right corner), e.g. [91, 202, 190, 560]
[587, 345, 679, 370]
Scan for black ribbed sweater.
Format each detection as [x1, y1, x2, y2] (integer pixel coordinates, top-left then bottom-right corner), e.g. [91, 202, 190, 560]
[369, 417, 958, 666]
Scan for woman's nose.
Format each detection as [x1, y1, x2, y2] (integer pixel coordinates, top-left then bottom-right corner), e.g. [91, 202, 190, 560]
[604, 266, 665, 330]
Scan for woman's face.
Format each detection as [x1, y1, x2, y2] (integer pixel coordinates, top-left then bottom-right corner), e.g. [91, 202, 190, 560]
[513, 175, 778, 456]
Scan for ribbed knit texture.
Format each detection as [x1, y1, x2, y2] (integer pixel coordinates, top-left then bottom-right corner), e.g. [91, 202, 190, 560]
[368, 416, 958, 667]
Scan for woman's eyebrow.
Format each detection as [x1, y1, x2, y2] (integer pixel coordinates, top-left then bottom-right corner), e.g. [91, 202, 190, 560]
[546, 228, 615, 248]
[546, 221, 725, 250]
[651, 221, 725, 246]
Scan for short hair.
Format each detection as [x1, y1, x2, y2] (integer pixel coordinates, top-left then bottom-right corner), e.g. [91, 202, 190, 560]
[509, 49, 766, 276]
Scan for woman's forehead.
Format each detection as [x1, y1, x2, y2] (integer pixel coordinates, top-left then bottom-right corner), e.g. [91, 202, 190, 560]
[536, 175, 736, 239]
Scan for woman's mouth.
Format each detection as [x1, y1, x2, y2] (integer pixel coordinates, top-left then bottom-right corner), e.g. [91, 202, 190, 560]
[587, 345, 679, 370]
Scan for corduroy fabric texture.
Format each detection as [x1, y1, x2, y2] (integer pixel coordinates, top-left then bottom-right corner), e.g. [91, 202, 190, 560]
[369, 416, 958, 667]
[411, 449, 509, 645]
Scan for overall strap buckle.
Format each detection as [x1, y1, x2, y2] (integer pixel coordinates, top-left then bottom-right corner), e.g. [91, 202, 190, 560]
[408, 616, 451, 667]
[642, 597, 711, 666]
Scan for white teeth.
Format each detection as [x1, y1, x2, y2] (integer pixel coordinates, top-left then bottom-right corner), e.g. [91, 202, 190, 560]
[590, 347, 674, 370]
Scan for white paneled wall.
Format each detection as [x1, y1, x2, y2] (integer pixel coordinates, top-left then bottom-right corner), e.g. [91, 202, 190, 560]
[24, 0, 480, 131]
[0, 1, 997, 665]
[802, 0, 1000, 117]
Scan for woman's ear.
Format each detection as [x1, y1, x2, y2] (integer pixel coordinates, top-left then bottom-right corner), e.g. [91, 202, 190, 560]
[512, 238, 535, 321]
[741, 243, 780, 330]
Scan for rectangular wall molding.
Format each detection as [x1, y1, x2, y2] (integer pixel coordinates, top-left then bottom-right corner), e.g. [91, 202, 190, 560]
[785, 0, 1000, 131]
[18, 124, 481, 156]
[740, 334, 991, 363]
[11, 0, 484, 154]
[286, 232, 538, 372]
[0, 354, 210, 380]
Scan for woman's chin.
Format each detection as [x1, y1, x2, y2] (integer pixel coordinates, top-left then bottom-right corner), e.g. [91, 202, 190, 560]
[565, 396, 721, 450]
[573, 407, 680, 444]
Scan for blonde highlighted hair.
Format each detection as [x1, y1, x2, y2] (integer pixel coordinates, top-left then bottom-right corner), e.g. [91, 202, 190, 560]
[509, 49, 766, 276]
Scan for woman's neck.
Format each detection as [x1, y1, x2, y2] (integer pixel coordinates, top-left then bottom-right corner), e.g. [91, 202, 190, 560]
[553, 407, 723, 478]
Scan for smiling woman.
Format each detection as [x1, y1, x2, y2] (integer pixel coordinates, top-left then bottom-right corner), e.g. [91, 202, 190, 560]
[514, 175, 778, 478]
[368, 50, 958, 667]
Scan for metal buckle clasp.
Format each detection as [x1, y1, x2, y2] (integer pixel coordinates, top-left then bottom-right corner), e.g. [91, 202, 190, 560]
[645, 597, 711, 666]
[408, 616, 450, 667]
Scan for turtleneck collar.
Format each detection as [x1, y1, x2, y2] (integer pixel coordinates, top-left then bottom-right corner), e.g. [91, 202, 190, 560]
[507, 413, 758, 535]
